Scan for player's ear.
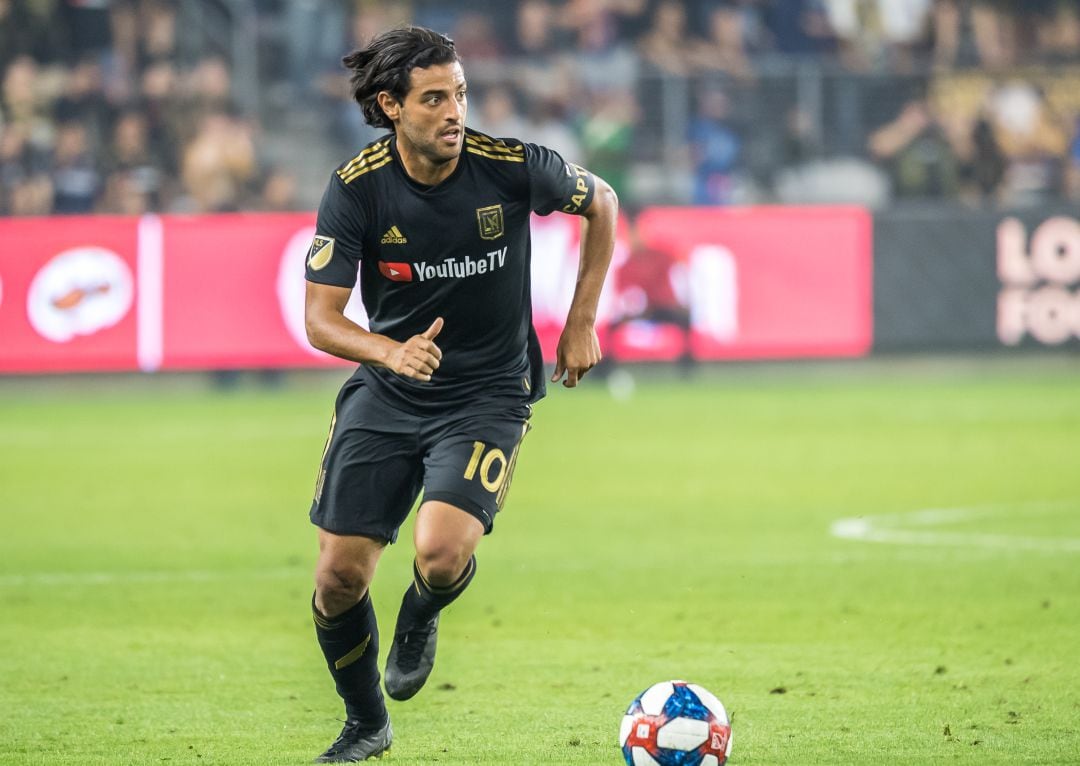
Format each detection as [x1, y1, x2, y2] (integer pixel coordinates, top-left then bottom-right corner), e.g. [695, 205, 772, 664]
[376, 91, 400, 122]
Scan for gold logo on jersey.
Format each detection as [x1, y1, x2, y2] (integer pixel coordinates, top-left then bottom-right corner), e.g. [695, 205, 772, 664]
[380, 226, 407, 245]
[307, 236, 335, 271]
[477, 204, 504, 240]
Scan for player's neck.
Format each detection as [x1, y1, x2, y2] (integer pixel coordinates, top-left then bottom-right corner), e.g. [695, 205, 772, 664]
[394, 138, 459, 187]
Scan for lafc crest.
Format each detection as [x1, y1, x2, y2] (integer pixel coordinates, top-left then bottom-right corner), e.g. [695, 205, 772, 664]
[476, 204, 504, 240]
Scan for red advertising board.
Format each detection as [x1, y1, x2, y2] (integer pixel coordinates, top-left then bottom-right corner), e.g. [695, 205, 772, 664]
[631, 207, 873, 359]
[0, 217, 141, 372]
[0, 207, 872, 373]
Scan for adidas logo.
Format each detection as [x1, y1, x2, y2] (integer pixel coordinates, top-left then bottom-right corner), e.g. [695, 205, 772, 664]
[381, 226, 407, 245]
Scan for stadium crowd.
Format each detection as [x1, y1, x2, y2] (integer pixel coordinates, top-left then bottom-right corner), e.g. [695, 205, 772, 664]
[2, 0, 1080, 216]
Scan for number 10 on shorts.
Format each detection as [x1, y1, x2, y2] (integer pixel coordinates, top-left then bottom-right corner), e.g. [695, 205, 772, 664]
[463, 441, 508, 492]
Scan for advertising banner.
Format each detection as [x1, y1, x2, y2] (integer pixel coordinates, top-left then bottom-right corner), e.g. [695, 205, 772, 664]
[0, 217, 141, 372]
[630, 207, 874, 360]
[1, 207, 874, 373]
[873, 208, 1080, 350]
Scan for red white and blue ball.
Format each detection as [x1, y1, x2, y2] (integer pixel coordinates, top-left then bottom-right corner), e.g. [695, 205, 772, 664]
[620, 680, 732, 766]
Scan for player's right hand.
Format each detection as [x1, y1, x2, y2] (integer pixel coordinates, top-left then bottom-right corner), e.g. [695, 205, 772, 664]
[387, 317, 443, 381]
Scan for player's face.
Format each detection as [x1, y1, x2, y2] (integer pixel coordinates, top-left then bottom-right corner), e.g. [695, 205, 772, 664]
[396, 62, 468, 164]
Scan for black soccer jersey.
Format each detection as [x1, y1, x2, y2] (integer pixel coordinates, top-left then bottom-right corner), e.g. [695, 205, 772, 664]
[306, 128, 596, 413]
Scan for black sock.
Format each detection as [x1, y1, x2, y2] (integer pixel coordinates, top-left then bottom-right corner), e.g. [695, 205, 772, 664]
[393, 556, 477, 636]
[312, 592, 387, 729]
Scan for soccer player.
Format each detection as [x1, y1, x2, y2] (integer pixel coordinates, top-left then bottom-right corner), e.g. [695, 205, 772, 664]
[303, 26, 618, 762]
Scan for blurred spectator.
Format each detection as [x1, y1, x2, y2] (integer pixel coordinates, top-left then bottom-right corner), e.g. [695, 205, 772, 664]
[687, 86, 742, 205]
[523, 98, 584, 164]
[763, 0, 837, 56]
[101, 109, 165, 212]
[986, 79, 1069, 205]
[257, 167, 300, 211]
[50, 121, 100, 213]
[509, 0, 562, 56]
[779, 105, 822, 168]
[0, 124, 52, 215]
[691, 2, 753, 79]
[0, 0, 64, 71]
[60, 0, 114, 62]
[3, 56, 57, 137]
[286, 0, 349, 96]
[179, 112, 257, 212]
[608, 214, 693, 372]
[1066, 115, 1080, 201]
[54, 59, 113, 146]
[932, 0, 1019, 69]
[1033, 0, 1080, 63]
[579, 88, 637, 200]
[137, 59, 183, 172]
[868, 93, 961, 198]
[573, 5, 639, 93]
[639, 0, 693, 75]
[452, 11, 504, 63]
[472, 85, 529, 139]
[962, 113, 1006, 204]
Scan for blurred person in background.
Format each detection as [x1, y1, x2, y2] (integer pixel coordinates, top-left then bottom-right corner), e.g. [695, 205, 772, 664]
[607, 211, 694, 373]
[472, 84, 528, 138]
[50, 120, 99, 213]
[53, 57, 113, 147]
[0, 0, 65, 71]
[868, 90, 962, 199]
[639, 0, 694, 75]
[523, 96, 584, 164]
[932, 0, 1020, 69]
[1067, 114, 1080, 201]
[762, 0, 838, 57]
[256, 166, 299, 211]
[101, 108, 166, 212]
[579, 86, 637, 200]
[691, 0, 754, 80]
[960, 110, 1005, 204]
[986, 78, 1069, 206]
[178, 111, 257, 212]
[301, 25, 617, 762]
[0, 123, 53, 215]
[687, 85, 742, 205]
[572, 1, 639, 93]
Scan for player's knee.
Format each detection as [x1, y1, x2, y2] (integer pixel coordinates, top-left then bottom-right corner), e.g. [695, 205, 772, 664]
[415, 544, 471, 588]
[315, 559, 370, 610]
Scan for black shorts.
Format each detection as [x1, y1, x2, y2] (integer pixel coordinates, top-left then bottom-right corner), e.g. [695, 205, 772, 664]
[310, 379, 533, 542]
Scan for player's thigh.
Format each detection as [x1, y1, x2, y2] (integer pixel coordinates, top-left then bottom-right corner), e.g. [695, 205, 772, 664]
[310, 383, 424, 542]
[420, 408, 532, 533]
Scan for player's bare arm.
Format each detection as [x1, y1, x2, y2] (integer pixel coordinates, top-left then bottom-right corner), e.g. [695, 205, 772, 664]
[552, 175, 619, 388]
[305, 281, 443, 381]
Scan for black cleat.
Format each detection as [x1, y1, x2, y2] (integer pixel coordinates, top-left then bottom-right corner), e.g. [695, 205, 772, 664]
[314, 718, 392, 763]
[384, 614, 439, 701]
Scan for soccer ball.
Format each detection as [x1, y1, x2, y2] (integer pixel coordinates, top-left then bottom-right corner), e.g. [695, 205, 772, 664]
[619, 680, 732, 766]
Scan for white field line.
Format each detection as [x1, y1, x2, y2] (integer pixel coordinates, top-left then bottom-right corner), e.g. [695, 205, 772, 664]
[830, 504, 1080, 553]
[0, 566, 307, 588]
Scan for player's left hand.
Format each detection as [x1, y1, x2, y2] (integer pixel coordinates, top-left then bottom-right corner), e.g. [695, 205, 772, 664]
[552, 319, 601, 388]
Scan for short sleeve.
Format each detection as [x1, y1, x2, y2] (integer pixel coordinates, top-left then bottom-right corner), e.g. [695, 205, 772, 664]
[305, 174, 365, 287]
[525, 143, 597, 216]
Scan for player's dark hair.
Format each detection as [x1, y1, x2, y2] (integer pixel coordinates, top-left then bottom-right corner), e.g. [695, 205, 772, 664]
[342, 26, 460, 130]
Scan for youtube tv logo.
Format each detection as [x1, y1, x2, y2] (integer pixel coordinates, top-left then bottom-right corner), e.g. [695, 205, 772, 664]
[378, 261, 413, 282]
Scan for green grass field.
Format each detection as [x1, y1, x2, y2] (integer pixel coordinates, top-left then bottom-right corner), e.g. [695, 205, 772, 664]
[2, 360, 1079, 765]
